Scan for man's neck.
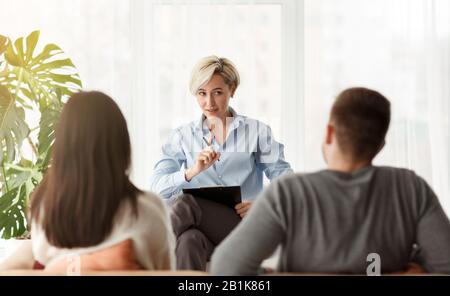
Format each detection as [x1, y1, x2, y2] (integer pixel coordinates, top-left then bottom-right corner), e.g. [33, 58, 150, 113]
[327, 159, 372, 173]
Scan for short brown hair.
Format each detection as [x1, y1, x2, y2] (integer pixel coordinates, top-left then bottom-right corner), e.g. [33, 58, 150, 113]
[30, 91, 141, 248]
[330, 87, 391, 161]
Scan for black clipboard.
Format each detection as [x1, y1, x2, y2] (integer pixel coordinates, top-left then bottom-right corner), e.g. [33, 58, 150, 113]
[182, 186, 242, 209]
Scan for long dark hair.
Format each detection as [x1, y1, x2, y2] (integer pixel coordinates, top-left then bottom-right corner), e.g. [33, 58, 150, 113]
[30, 91, 141, 248]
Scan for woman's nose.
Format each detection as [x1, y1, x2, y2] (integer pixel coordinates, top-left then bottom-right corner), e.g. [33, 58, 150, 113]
[206, 94, 215, 106]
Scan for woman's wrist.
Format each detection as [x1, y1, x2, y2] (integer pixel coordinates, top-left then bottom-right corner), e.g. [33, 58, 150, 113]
[184, 167, 198, 182]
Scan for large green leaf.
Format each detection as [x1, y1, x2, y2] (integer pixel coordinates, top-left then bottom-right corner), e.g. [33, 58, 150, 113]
[0, 36, 11, 87]
[0, 185, 28, 239]
[4, 30, 82, 107]
[37, 103, 61, 168]
[0, 85, 30, 163]
[0, 163, 42, 239]
[0, 31, 82, 239]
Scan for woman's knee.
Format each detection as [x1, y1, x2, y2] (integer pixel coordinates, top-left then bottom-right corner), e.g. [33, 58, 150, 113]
[170, 194, 202, 236]
[176, 228, 209, 249]
[171, 194, 197, 209]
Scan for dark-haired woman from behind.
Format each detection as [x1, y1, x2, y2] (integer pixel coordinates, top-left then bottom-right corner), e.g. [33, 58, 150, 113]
[26, 91, 175, 272]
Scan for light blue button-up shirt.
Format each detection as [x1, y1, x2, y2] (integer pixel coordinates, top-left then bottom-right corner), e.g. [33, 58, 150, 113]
[150, 108, 293, 200]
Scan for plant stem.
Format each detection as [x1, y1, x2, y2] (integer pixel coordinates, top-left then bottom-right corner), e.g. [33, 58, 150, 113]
[1, 160, 9, 193]
[27, 136, 38, 160]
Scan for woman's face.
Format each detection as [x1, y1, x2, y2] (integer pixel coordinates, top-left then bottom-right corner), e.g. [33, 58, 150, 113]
[196, 74, 235, 120]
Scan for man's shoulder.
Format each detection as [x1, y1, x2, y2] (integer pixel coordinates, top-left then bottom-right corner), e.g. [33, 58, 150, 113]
[262, 172, 327, 207]
[270, 171, 324, 188]
[372, 165, 419, 179]
[273, 166, 421, 185]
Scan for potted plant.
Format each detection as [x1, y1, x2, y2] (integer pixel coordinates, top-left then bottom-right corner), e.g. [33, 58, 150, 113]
[0, 31, 82, 239]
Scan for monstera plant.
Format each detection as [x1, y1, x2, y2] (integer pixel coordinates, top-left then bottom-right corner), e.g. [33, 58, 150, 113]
[0, 31, 82, 239]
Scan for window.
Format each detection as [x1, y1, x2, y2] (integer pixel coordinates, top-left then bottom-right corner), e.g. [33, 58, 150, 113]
[130, 0, 303, 187]
[1, 0, 448, 217]
[304, 0, 450, 214]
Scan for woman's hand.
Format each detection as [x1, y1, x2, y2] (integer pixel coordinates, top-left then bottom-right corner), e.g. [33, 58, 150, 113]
[235, 201, 253, 218]
[185, 147, 221, 181]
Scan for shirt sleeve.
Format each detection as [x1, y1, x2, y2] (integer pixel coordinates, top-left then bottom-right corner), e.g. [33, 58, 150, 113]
[149, 129, 189, 199]
[255, 123, 293, 180]
[414, 177, 450, 274]
[210, 179, 287, 275]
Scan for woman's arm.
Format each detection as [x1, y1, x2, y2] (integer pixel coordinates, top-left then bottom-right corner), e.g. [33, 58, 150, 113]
[150, 129, 189, 199]
[256, 124, 293, 180]
[0, 240, 34, 270]
[136, 194, 176, 270]
[150, 129, 221, 199]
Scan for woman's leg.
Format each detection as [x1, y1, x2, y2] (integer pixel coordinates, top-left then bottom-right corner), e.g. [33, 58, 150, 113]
[170, 194, 241, 270]
[176, 228, 214, 271]
[170, 194, 203, 238]
[195, 197, 241, 245]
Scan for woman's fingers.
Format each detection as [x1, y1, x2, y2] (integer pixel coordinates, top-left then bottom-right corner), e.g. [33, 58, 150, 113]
[201, 151, 213, 162]
[236, 207, 246, 215]
[198, 150, 219, 166]
[204, 150, 220, 161]
[235, 202, 251, 215]
[238, 207, 249, 217]
[235, 201, 251, 210]
[190, 147, 220, 178]
[238, 205, 250, 214]
[198, 156, 207, 165]
[203, 152, 212, 163]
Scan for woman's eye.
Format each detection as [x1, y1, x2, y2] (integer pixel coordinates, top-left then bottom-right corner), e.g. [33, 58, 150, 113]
[198, 92, 206, 96]
[214, 91, 222, 95]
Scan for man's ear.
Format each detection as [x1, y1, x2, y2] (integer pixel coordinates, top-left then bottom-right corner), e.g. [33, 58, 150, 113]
[325, 124, 334, 145]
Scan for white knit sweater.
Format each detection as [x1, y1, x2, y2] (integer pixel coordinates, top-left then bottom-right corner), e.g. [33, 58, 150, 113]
[31, 192, 176, 270]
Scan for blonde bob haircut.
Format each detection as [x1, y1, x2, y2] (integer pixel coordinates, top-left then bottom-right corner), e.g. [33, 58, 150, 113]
[189, 56, 240, 96]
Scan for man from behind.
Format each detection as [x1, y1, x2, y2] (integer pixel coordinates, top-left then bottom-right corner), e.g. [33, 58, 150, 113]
[210, 87, 450, 275]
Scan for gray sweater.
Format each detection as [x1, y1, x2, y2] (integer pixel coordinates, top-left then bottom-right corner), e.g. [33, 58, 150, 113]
[210, 166, 450, 275]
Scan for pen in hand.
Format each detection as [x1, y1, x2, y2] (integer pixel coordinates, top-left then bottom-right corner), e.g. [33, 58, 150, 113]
[203, 136, 220, 161]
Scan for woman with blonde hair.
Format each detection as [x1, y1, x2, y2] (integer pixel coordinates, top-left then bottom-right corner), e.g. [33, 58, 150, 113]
[150, 56, 292, 271]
